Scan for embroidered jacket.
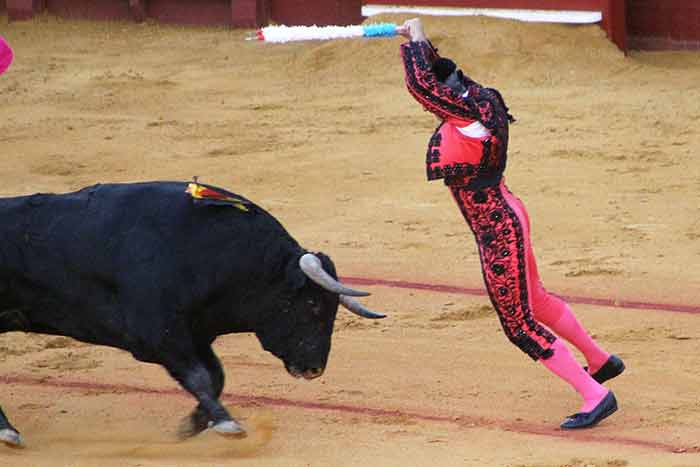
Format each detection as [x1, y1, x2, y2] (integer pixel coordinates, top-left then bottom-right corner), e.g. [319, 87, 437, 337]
[401, 41, 514, 188]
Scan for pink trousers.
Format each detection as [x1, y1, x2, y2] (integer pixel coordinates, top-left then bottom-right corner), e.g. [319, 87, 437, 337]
[449, 179, 560, 360]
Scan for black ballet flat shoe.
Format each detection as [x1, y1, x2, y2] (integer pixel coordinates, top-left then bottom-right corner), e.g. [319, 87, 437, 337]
[560, 391, 618, 430]
[584, 355, 626, 384]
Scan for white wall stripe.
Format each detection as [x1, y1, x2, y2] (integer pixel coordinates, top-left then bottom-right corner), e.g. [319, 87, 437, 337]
[362, 5, 602, 24]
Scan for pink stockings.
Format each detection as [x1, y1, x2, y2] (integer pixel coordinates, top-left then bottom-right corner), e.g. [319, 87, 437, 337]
[505, 186, 611, 376]
[531, 290, 611, 411]
[531, 290, 610, 374]
[541, 340, 608, 412]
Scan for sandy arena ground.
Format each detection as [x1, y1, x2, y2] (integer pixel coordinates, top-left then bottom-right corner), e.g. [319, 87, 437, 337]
[1, 13, 700, 467]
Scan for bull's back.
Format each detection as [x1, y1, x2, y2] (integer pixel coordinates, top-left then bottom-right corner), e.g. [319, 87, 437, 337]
[0, 181, 299, 348]
[0, 181, 295, 298]
[1, 182, 193, 273]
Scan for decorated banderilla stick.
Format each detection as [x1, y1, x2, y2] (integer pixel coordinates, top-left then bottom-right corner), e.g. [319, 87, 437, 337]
[247, 23, 398, 43]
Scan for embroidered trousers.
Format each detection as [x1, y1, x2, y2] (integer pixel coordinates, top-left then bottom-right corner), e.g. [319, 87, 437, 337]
[448, 179, 558, 360]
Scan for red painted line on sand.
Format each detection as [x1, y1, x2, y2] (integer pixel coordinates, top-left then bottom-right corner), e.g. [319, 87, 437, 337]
[1, 375, 698, 454]
[341, 276, 700, 315]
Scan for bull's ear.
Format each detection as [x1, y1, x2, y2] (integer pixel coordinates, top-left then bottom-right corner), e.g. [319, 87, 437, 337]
[285, 257, 308, 290]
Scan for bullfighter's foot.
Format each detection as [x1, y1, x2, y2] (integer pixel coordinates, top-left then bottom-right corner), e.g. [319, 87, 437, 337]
[585, 355, 626, 384]
[212, 420, 247, 438]
[560, 391, 618, 429]
[0, 428, 22, 447]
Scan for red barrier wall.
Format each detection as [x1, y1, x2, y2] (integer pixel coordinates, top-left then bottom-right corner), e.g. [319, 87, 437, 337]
[627, 0, 700, 50]
[8, 0, 270, 27]
[600, 0, 627, 52]
[58, 0, 270, 26]
[232, 0, 269, 28]
[9, 0, 699, 51]
[271, 0, 363, 27]
[146, 0, 232, 27]
[7, 0, 44, 21]
[46, 0, 130, 21]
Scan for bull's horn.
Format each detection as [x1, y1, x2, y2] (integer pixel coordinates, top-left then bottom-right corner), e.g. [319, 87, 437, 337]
[299, 253, 370, 297]
[340, 295, 386, 319]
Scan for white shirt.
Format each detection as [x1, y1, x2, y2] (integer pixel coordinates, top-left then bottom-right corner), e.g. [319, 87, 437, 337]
[455, 90, 491, 139]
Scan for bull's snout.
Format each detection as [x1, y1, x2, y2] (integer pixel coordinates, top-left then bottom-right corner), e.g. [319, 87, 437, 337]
[285, 364, 325, 380]
[302, 367, 324, 380]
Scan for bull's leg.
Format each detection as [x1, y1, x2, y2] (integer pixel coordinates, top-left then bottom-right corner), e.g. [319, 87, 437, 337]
[163, 351, 245, 440]
[179, 343, 226, 438]
[1, 309, 24, 447]
[0, 405, 22, 447]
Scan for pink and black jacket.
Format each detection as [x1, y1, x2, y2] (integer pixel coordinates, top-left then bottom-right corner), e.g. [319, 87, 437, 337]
[401, 40, 514, 189]
[402, 41, 558, 361]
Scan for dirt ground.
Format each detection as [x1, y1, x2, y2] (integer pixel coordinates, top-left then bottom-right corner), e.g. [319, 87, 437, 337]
[2, 12, 700, 467]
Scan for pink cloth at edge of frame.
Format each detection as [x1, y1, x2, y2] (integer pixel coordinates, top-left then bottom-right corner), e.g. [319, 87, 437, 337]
[0, 35, 14, 75]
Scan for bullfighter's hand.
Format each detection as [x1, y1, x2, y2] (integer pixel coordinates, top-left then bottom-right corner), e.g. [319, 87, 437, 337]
[397, 18, 427, 42]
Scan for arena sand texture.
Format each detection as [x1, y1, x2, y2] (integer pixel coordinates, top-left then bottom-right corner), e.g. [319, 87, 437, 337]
[1, 12, 700, 467]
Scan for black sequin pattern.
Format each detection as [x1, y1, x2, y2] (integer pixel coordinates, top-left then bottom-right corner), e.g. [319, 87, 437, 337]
[449, 183, 556, 361]
[438, 137, 502, 189]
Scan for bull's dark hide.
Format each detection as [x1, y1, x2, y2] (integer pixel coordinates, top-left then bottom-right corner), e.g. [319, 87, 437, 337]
[0, 181, 355, 444]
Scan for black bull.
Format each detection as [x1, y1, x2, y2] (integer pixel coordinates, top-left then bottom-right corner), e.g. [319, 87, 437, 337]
[0, 181, 383, 446]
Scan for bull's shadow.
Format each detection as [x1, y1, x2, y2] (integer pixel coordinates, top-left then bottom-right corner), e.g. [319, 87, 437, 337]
[0, 180, 384, 447]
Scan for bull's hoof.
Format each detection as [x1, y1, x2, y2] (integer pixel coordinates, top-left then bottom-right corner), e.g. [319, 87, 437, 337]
[177, 420, 202, 441]
[177, 409, 210, 440]
[212, 420, 247, 439]
[0, 428, 22, 447]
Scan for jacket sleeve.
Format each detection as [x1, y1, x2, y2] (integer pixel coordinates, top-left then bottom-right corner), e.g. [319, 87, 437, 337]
[400, 41, 479, 123]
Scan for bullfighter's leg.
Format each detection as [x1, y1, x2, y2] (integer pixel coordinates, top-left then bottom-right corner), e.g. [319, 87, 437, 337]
[0, 405, 22, 447]
[162, 350, 245, 439]
[448, 182, 558, 360]
[501, 185, 624, 382]
[449, 181, 615, 426]
[179, 342, 227, 438]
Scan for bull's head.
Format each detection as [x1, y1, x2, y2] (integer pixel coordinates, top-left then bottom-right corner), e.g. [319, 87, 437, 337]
[255, 252, 384, 380]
